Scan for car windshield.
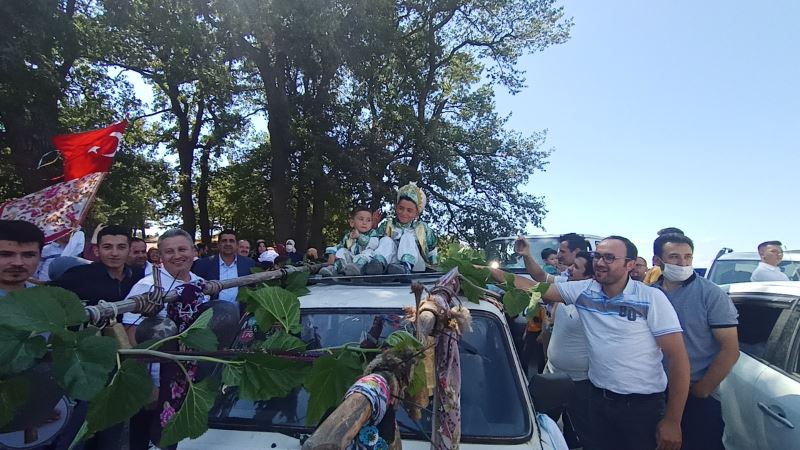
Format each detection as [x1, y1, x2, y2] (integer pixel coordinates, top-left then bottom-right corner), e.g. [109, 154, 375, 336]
[708, 259, 800, 284]
[209, 309, 532, 443]
[486, 237, 560, 269]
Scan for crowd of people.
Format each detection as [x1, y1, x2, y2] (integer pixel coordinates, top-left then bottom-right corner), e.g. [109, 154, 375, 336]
[0, 178, 793, 450]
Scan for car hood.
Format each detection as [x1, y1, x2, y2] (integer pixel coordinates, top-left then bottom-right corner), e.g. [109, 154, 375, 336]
[178, 429, 552, 449]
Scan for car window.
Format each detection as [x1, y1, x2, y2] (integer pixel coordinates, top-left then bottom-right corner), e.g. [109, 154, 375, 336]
[709, 259, 800, 284]
[486, 237, 560, 269]
[209, 309, 531, 442]
[733, 297, 793, 365]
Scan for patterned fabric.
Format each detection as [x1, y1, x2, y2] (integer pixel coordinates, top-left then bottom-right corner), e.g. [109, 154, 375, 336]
[0, 172, 105, 243]
[158, 282, 207, 432]
[374, 217, 438, 265]
[337, 229, 377, 255]
[396, 181, 426, 211]
[346, 374, 391, 450]
[431, 293, 462, 450]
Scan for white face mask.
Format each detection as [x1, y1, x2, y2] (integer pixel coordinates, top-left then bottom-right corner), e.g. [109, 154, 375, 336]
[662, 263, 694, 282]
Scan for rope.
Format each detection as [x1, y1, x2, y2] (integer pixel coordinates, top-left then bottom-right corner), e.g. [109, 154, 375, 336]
[203, 280, 224, 296]
[136, 284, 164, 317]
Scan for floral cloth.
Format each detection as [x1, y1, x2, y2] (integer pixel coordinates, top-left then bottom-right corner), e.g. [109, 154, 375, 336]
[346, 374, 391, 450]
[0, 172, 105, 243]
[431, 294, 462, 450]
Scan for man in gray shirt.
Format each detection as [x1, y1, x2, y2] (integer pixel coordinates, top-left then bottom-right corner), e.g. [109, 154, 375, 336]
[653, 232, 739, 450]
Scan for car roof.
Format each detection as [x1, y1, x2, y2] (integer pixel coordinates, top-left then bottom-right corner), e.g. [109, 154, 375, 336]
[716, 251, 800, 261]
[721, 280, 800, 296]
[301, 278, 503, 316]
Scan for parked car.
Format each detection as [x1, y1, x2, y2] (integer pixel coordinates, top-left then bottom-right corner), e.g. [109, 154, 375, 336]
[718, 281, 800, 450]
[486, 234, 604, 270]
[707, 251, 800, 285]
[179, 274, 566, 449]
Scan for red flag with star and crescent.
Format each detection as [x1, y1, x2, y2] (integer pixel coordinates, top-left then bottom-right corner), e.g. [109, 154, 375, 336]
[52, 120, 127, 180]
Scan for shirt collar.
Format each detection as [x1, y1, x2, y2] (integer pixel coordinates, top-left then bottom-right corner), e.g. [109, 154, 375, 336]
[653, 272, 697, 288]
[757, 261, 780, 272]
[219, 255, 237, 267]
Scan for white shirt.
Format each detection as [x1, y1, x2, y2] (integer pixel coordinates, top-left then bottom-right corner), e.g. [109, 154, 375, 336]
[217, 256, 239, 303]
[545, 304, 589, 381]
[750, 262, 790, 282]
[121, 267, 207, 325]
[556, 278, 683, 394]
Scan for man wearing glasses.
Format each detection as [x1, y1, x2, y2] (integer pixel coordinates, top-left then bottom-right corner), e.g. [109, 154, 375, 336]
[535, 236, 690, 450]
[750, 240, 790, 281]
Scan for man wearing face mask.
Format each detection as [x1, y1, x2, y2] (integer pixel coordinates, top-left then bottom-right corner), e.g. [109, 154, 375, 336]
[652, 233, 739, 450]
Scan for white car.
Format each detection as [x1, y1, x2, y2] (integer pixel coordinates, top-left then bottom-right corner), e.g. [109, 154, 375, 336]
[719, 281, 800, 450]
[707, 250, 800, 285]
[179, 276, 565, 450]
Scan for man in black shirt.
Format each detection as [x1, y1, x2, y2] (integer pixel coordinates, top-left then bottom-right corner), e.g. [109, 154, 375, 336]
[55, 225, 144, 304]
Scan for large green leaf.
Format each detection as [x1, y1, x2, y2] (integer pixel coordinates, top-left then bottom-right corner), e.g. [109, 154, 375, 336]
[0, 376, 29, 428]
[459, 276, 483, 304]
[76, 360, 153, 444]
[180, 328, 218, 351]
[0, 286, 86, 332]
[259, 330, 307, 353]
[187, 308, 214, 331]
[283, 271, 310, 297]
[407, 358, 426, 397]
[222, 354, 309, 401]
[52, 328, 118, 400]
[245, 286, 301, 333]
[304, 350, 364, 425]
[0, 326, 47, 375]
[386, 330, 422, 352]
[503, 288, 530, 317]
[159, 376, 220, 447]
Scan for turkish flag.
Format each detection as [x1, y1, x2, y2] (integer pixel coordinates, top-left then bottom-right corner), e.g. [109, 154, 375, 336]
[52, 120, 128, 180]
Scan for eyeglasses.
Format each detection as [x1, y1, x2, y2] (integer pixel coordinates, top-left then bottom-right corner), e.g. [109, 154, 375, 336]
[591, 252, 631, 264]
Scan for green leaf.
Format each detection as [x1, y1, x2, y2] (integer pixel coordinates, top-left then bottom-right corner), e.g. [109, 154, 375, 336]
[304, 350, 364, 425]
[186, 308, 214, 331]
[407, 358, 426, 397]
[284, 271, 310, 297]
[245, 286, 301, 333]
[259, 330, 307, 352]
[159, 376, 220, 447]
[503, 272, 516, 289]
[0, 286, 86, 332]
[52, 328, 118, 400]
[223, 354, 309, 401]
[180, 328, 218, 351]
[0, 376, 29, 428]
[0, 326, 47, 375]
[386, 330, 422, 352]
[459, 276, 483, 304]
[503, 288, 530, 317]
[79, 360, 153, 443]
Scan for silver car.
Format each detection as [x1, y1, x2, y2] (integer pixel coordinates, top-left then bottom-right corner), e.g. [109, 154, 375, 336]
[707, 251, 800, 285]
[718, 281, 800, 450]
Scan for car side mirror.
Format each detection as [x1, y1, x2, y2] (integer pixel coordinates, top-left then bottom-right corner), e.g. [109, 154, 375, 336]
[528, 372, 574, 414]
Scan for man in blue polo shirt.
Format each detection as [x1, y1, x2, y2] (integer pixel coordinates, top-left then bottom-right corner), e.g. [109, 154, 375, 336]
[540, 235, 690, 450]
[652, 232, 739, 450]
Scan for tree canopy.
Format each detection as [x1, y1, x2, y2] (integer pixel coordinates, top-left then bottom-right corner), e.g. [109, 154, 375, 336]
[0, 0, 573, 248]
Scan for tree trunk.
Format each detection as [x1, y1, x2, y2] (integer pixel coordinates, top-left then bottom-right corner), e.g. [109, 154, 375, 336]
[167, 86, 204, 239]
[308, 176, 327, 251]
[198, 146, 211, 245]
[255, 53, 293, 243]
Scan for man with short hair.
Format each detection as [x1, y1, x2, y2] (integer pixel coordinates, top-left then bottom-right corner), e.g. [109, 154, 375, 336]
[643, 227, 685, 285]
[750, 240, 789, 281]
[127, 237, 149, 272]
[55, 225, 144, 305]
[631, 256, 648, 282]
[537, 236, 690, 450]
[0, 220, 44, 296]
[238, 239, 251, 258]
[652, 233, 739, 450]
[192, 229, 255, 303]
[518, 233, 589, 283]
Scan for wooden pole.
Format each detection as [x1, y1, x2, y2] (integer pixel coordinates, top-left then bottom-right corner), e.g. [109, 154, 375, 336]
[301, 393, 373, 450]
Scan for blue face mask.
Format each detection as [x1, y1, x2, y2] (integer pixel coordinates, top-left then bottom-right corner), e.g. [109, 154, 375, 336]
[663, 263, 694, 282]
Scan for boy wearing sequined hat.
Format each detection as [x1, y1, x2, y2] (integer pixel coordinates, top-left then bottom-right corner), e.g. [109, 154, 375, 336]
[365, 182, 438, 275]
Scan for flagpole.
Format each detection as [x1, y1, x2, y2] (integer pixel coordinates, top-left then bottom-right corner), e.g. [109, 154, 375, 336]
[83, 264, 319, 324]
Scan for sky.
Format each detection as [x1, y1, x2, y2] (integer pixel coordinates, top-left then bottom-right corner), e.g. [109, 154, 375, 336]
[495, 0, 800, 266]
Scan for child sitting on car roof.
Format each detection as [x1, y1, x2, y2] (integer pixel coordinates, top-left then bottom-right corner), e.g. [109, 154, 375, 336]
[319, 206, 379, 277]
[366, 182, 438, 275]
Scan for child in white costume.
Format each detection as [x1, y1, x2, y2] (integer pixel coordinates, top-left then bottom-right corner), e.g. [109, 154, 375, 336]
[320, 206, 379, 276]
[366, 182, 438, 275]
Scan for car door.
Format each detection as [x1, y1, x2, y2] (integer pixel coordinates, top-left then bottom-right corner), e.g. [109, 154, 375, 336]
[721, 293, 800, 450]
